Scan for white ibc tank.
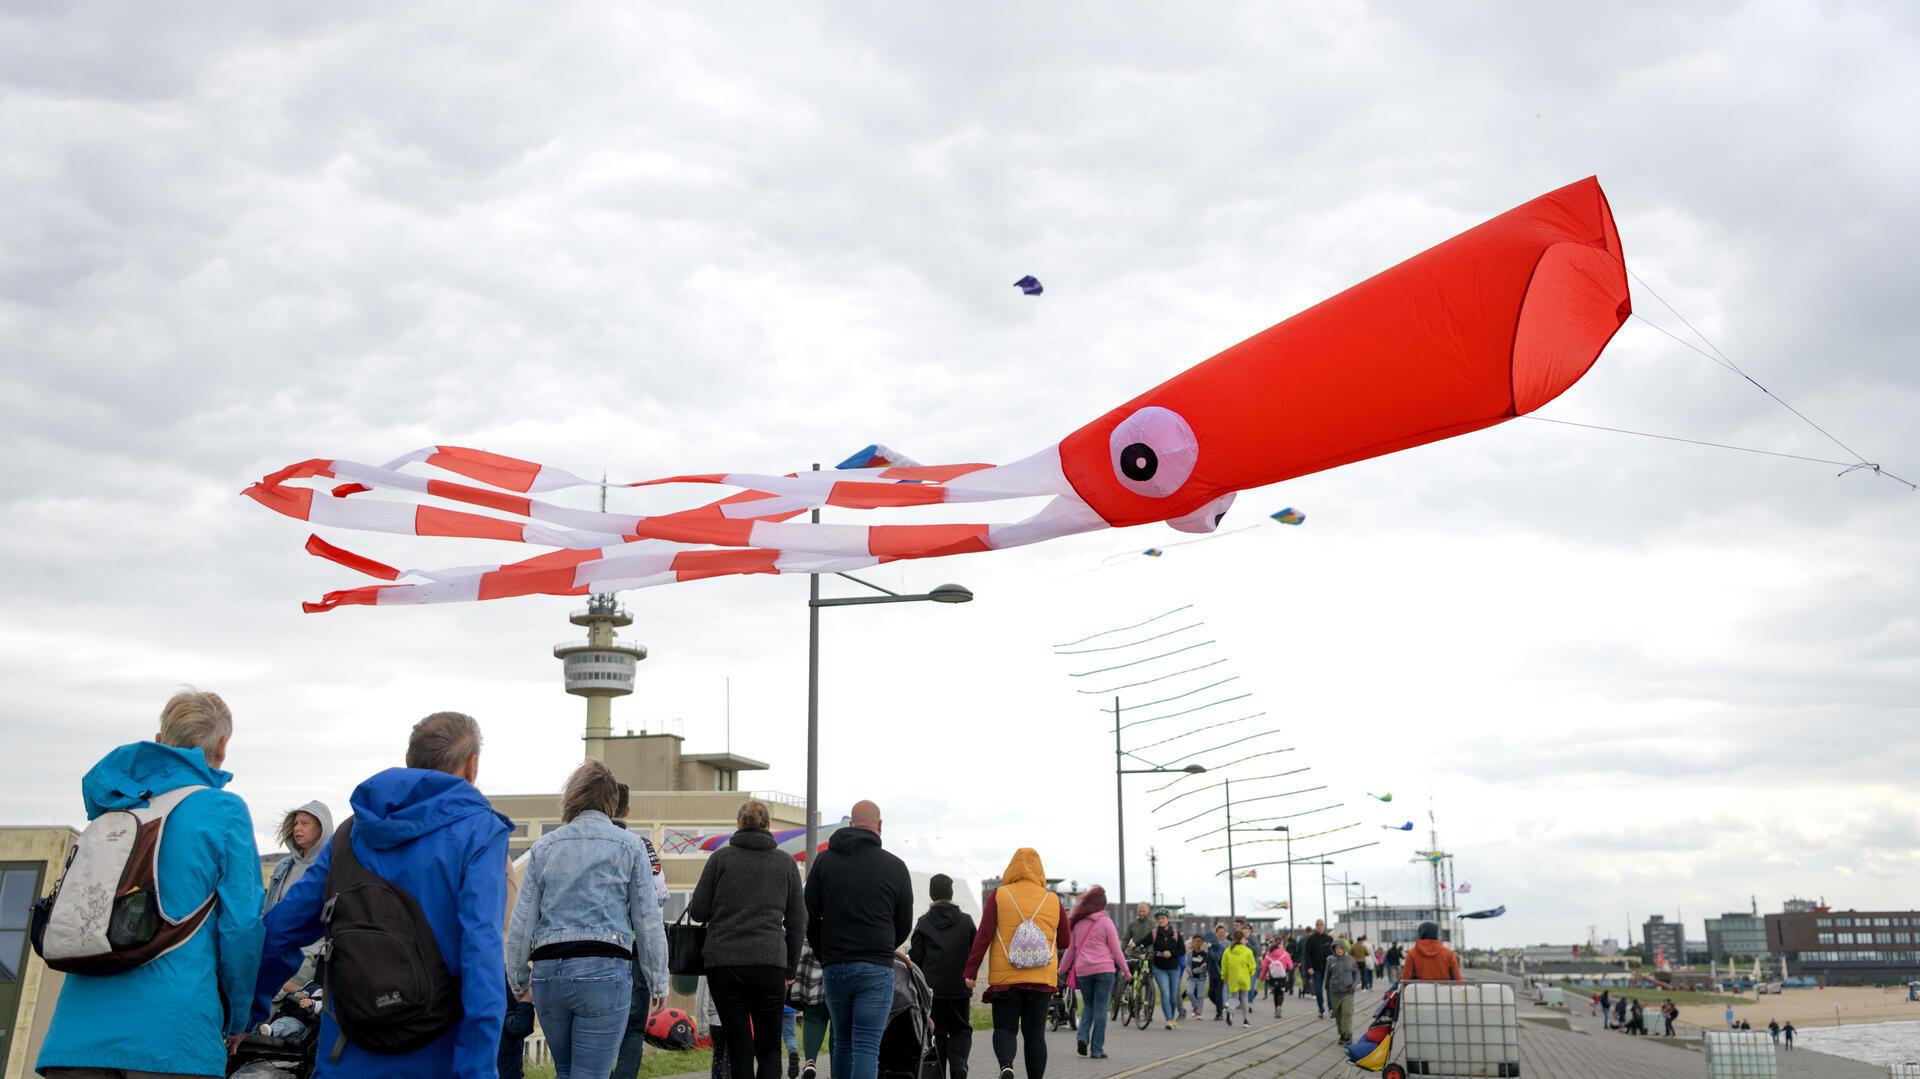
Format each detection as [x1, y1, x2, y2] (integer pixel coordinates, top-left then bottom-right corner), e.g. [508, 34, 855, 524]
[1400, 981, 1521, 1078]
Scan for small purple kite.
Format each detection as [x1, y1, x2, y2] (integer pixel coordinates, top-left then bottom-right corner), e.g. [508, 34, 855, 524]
[1014, 275, 1043, 296]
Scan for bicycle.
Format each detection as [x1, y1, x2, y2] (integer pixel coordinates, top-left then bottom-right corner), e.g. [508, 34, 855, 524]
[1110, 952, 1158, 1028]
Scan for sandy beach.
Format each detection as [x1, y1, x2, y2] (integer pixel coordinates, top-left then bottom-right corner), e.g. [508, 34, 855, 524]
[1678, 984, 1920, 1029]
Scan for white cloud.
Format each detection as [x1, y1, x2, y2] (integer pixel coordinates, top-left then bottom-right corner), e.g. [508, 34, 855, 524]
[1, 0, 1914, 942]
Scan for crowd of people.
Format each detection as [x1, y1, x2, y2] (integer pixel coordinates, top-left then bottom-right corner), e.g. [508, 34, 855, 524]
[31, 689, 1466, 1079]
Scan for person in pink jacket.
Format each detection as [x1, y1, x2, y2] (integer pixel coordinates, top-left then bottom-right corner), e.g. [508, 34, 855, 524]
[1058, 886, 1130, 1059]
[1258, 942, 1294, 1017]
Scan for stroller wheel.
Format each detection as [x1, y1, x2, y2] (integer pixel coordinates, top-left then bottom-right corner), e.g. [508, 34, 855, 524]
[1383, 1065, 1406, 1079]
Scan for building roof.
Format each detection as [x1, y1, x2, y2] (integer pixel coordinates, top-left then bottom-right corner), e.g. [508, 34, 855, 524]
[680, 752, 770, 772]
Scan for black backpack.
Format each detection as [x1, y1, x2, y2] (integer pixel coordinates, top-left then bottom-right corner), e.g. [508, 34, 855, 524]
[317, 817, 461, 1061]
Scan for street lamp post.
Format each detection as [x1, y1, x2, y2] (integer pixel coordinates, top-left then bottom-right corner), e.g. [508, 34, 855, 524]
[1274, 826, 1294, 929]
[804, 474, 973, 875]
[1113, 710, 1206, 911]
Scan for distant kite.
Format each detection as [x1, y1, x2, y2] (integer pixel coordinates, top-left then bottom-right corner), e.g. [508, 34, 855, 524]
[243, 179, 1631, 612]
[1368, 793, 1393, 803]
[1270, 508, 1304, 525]
[1382, 822, 1414, 831]
[1141, 548, 1164, 558]
[1257, 900, 1291, 911]
[1457, 882, 1472, 894]
[1459, 905, 1506, 920]
[1014, 275, 1044, 296]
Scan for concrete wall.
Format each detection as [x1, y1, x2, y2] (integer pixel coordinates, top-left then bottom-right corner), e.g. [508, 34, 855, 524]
[1, 827, 78, 1079]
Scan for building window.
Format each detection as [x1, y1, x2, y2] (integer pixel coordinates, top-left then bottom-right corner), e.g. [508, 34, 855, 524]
[1897, 933, 1912, 944]
[1816, 918, 1832, 927]
[1816, 933, 1835, 945]
[0, 865, 44, 983]
[1873, 918, 1891, 927]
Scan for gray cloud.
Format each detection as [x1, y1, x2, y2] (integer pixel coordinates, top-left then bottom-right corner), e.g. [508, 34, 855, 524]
[2, 1, 1915, 941]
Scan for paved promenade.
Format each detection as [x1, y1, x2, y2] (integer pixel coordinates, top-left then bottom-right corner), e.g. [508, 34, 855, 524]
[661, 972, 1882, 1078]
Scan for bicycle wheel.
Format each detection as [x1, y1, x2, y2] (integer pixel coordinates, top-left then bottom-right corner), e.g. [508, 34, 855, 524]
[1111, 980, 1126, 1023]
[1068, 987, 1080, 1031]
[1134, 978, 1158, 1028]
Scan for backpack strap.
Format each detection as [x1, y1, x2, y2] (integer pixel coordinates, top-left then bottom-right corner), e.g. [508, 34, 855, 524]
[138, 785, 212, 926]
[320, 816, 359, 1065]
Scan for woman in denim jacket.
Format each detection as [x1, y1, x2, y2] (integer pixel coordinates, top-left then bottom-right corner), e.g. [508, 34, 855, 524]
[507, 760, 670, 1079]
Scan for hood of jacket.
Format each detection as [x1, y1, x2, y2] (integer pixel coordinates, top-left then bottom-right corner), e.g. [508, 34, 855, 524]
[1000, 847, 1045, 888]
[921, 902, 967, 932]
[729, 827, 777, 851]
[349, 766, 509, 850]
[283, 798, 336, 859]
[81, 741, 231, 818]
[826, 824, 882, 856]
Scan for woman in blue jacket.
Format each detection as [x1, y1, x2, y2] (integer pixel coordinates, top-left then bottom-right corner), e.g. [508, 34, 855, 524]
[38, 690, 264, 1078]
[507, 759, 669, 1079]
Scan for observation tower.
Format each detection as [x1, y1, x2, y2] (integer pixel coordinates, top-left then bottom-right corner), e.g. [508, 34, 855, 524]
[555, 593, 648, 761]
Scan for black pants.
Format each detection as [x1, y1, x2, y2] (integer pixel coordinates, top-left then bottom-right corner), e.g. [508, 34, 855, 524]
[931, 996, 973, 1079]
[1208, 975, 1225, 1016]
[991, 988, 1050, 1079]
[708, 965, 788, 1079]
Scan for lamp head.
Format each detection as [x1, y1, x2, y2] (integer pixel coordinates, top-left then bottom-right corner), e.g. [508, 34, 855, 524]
[1181, 764, 1207, 774]
[929, 583, 974, 604]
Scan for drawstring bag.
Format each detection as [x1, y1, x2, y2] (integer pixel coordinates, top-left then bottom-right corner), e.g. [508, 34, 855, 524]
[997, 888, 1054, 970]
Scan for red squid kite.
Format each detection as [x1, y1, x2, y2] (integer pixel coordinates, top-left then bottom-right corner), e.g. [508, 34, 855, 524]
[246, 177, 1628, 610]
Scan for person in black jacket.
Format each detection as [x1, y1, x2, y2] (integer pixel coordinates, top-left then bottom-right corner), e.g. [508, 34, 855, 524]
[804, 800, 913, 1079]
[1300, 920, 1336, 1019]
[691, 799, 809, 1079]
[908, 874, 977, 1079]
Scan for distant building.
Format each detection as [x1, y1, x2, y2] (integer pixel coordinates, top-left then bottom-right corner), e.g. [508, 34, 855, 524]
[1781, 896, 1827, 914]
[1705, 898, 1773, 964]
[0, 826, 80, 1077]
[1641, 914, 1685, 969]
[487, 596, 813, 912]
[1765, 908, 1920, 985]
[1337, 903, 1456, 947]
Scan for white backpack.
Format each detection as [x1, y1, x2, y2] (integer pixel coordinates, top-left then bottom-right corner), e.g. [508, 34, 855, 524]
[997, 887, 1056, 970]
[31, 785, 215, 975]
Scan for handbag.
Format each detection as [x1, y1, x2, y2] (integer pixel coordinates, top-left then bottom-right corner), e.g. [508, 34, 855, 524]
[667, 908, 706, 976]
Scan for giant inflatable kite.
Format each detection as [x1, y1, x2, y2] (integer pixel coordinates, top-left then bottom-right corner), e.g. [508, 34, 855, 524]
[246, 177, 1628, 611]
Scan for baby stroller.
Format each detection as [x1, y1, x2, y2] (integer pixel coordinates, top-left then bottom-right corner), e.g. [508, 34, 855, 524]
[1345, 987, 1401, 1076]
[1047, 971, 1079, 1032]
[227, 984, 322, 1078]
[880, 952, 940, 1079]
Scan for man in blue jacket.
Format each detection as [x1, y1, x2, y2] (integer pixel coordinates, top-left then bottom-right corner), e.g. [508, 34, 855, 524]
[253, 711, 511, 1079]
[38, 689, 264, 1078]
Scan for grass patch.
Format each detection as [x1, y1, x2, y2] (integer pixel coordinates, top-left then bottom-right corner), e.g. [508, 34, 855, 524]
[525, 1048, 711, 1079]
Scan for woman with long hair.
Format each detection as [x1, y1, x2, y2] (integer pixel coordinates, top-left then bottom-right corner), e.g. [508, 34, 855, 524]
[1057, 885, 1129, 1060]
[507, 760, 669, 1079]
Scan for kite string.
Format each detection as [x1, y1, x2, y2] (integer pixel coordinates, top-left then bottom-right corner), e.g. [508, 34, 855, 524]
[1626, 267, 1908, 486]
[1520, 416, 1916, 491]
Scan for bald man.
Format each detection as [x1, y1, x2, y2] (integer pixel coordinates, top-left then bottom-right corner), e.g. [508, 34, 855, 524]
[804, 801, 913, 1079]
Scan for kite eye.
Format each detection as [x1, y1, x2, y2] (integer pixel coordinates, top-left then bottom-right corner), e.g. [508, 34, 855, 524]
[1108, 406, 1198, 498]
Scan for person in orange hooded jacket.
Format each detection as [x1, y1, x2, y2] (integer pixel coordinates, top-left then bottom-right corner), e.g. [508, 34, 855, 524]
[1400, 921, 1461, 982]
[963, 849, 1070, 1079]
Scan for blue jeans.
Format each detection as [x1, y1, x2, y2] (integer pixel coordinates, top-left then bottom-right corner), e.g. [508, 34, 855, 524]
[824, 961, 893, 1079]
[1187, 972, 1207, 1015]
[611, 962, 650, 1079]
[533, 955, 633, 1079]
[1312, 969, 1326, 1015]
[1153, 968, 1180, 1019]
[1078, 972, 1115, 1054]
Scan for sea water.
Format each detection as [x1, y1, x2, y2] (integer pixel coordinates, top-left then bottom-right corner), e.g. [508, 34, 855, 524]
[1791, 1020, 1920, 1068]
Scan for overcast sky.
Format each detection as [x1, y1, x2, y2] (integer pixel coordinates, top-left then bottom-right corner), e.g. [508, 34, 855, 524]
[3, 2, 1916, 947]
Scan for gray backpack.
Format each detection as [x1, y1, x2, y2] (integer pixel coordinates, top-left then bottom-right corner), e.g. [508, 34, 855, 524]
[31, 785, 215, 975]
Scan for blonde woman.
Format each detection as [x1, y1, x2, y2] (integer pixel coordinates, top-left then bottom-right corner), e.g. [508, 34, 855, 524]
[689, 799, 807, 1079]
[507, 760, 668, 1079]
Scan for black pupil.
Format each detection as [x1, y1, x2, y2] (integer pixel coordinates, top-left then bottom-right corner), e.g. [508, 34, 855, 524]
[1121, 442, 1158, 482]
